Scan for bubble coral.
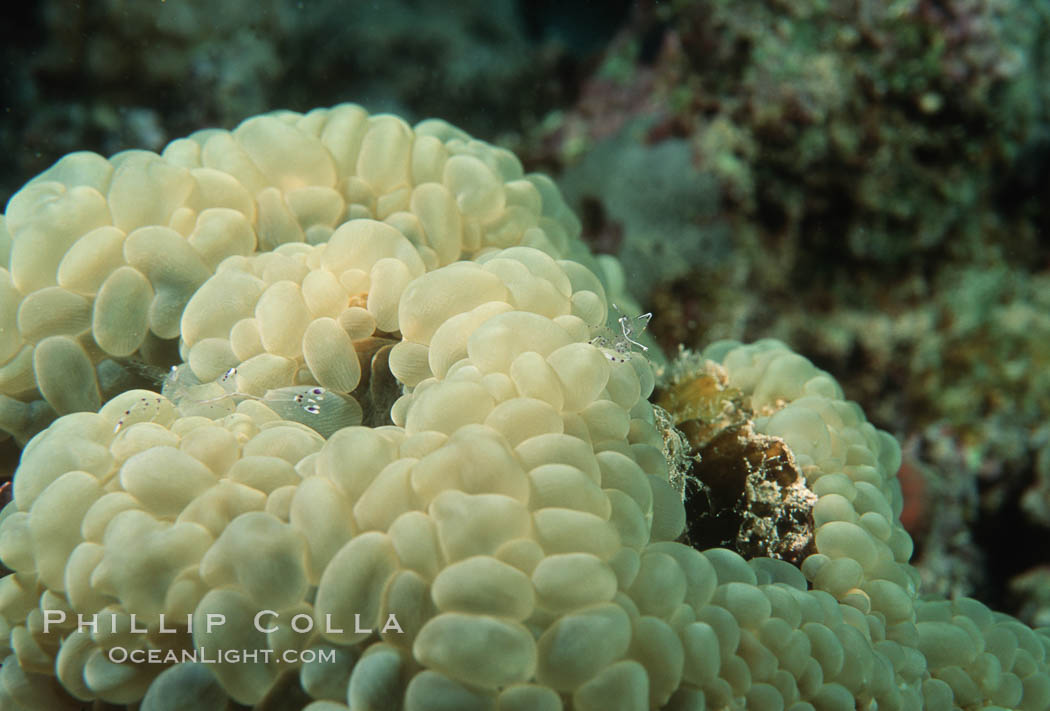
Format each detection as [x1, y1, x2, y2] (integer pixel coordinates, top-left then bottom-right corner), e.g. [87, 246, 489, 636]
[0, 103, 628, 444]
[0, 106, 1048, 711]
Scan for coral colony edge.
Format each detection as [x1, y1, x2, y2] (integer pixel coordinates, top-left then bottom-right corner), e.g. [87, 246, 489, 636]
[0, 104, 1047, 711]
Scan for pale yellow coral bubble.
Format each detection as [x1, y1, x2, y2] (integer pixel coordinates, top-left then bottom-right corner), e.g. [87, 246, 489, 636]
[320, 103, 370, 176]
[414, 117, 471, 143]
[161, 137, 202, 168]
[8, 183, 111, 293]
[376, 186, 411, 220]
[107, 152, 195, 233]
[81, 647, 155, 704]
[231, 353, 297, 396]
[516, 432, 601, 484]
[186, 167, 256, 221]
[532, 508, 620, 559]
[52, 630, 97, 702]
[498, 684, 562, 711]
[123, 226, 210, 339]
[444, 154, 506, 222]
[386, 511, 443, 581]
[414, 612, 536, 689]
[33, 336, 100, 415]
[467, 312, 572, 375]
[353, 459, 417, 531]
[63, 543, 108, 614]
[302, 317, 362, 392]
[176, 480, 266, 537]
[181, 268, 266, 346]
[815, 521, 879, 570]
[0, 272, 21, 368]
[17, 287, 92, 344]
[606, 489, 650, 549]
[28, 471, 102, 591]
[546, 342, 611, 412]
[322, 219, 425, 277]
[242, 423, 323, 465]
[338, 307, 377, 342]
[26, 151, 114, 196]
[409, 426, 527, 504]
[403, 670, 492, 711]
[301, 269, 348, 320]
[532, 553, 617, 612]
[428, 302, 514, 379]
[235, 115, 337, 191]
[91, 510, 212, 620]
[255, 186, 306, 249]
[186, 338, 239, 383]
[529, 464, 608, 519]
[119, 446, 217, 518]
[648, 475, 686, 542]
[404, 381, 494, 435]
[429, 490, 530, 562]
[631, 617, 685, 707]
[368, 257, 414, 332]
[191, 588, 280, 705]
[410, 134, 449, 185]
[536, 603, 632, 691]
[228, 318, 264, 362]
[573, 660, 649, 711]
[198, 133, 265, 193]
[480, 256, 569, 317]
[484, 398, 563, 447]
[411, 183, 463, 265]
[431, 556, 534, 620]
[255, 281, 311, 358]
[92, 267, 153, 357]
[399, 263, 509, 345]
[199, 511, 308, 609]
[55, 226, 126, 296]
[315, 532, 399, 645]
[357, 115, 413, 193]
[580, 399, 631, 443]
[286, 186, 345, 229]
[187, 208, 256, 270]
[483, 205, 537, 249]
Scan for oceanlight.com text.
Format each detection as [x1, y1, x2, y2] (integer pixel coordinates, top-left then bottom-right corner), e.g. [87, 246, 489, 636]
[107, 646, 338, 665]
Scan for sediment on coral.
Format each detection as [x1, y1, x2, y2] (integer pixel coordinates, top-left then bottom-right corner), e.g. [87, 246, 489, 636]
[0, 106, 1048, 711]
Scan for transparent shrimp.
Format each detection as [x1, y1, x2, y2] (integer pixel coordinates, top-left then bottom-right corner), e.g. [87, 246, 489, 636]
[115, 365, 363, 437]
[160, 365, 238, 401]
[260, 386, 363, 437]
[108, 361, 180, 433]
[157, 365, 241, 418]
[590, 304, 653, 363]
[112, 394, 167, 433]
